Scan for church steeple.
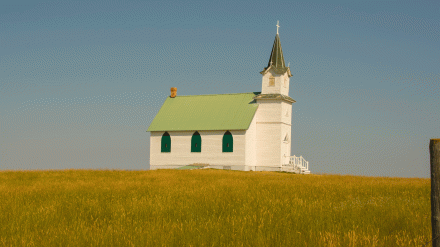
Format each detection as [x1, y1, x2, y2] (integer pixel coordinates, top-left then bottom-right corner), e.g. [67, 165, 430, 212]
[267, 33, 286, 69]
[253, 21, 295, 170]
[260, 21, 292, 77]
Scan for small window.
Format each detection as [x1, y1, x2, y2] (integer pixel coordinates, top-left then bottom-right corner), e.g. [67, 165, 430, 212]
[284, 134, 289, 143]
[222, 131, 233, 152]
[269, 76, 275, 87]
[285, 110, 289, 117]
[284, 78, 287, 88]
[161, 132, 171, 152]
[191, 131, 201, 152]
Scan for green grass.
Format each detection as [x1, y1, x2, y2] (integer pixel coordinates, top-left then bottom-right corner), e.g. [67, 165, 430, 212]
[0, 169, 431, 246]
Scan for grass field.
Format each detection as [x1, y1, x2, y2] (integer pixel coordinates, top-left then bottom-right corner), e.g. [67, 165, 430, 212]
[0, 168, 431, 246]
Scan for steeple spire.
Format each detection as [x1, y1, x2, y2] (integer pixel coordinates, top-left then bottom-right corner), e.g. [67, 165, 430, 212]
[267, 32, 285, 69]
[260, 21, 291, 77]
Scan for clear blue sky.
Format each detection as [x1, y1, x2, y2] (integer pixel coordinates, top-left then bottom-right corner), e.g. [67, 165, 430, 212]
[1, 0, 438, 178]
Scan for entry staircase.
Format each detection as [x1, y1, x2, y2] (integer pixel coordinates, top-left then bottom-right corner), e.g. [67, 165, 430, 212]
[283, 155, 311, 174]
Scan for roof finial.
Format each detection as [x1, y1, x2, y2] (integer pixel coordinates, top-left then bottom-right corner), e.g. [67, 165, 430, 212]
[276, 20, 280, 35]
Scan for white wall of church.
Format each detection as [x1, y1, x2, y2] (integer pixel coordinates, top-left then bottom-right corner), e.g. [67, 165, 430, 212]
[255, 99, 280, 167]
[244, 111, 257, 169]
[254, 99, 292, 167]
[255, 100, 283, 123]
[261, 70, 290, 96]
[254, 101, 291, 124]
[282, 75, 290, 96]
[255, 122, 282, 167]
[281, 123, 292, 165]
[281, 102, 292, 164]
[150, 130, 246, 169]
[281, 101, 292, 125]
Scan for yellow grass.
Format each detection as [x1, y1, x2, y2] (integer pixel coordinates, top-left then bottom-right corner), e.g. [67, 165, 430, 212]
[0, 168, 431, 246]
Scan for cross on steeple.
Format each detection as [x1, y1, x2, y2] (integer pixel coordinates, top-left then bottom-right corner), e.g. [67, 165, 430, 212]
[276, 20, 280, 34]
[261, 20, 292, 76]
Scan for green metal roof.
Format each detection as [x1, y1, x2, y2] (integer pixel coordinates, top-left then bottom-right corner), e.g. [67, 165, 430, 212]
[147, 92, 260, 132]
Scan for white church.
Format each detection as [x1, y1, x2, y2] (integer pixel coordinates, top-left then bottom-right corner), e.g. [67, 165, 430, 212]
[147, 22, 310, 174]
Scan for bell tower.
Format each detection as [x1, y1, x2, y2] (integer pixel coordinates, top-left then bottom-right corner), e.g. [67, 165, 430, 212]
[254, 21, 296, 170]
[260, 20, 292, 95]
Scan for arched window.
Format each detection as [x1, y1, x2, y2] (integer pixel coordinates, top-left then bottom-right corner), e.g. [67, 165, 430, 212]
[161, 132, 171, 152]
[284, 134, 289, 143]
[191, 131, 201, 152]
[269, 76, 275, 87]
[222, 131, 233, 152]
[284, 78, 288, 88]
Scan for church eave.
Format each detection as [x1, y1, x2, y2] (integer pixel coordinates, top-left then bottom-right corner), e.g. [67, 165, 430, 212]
[260, 66, 292, 77]
[253, 94, 296, 104]
[147, 128, 248, 132]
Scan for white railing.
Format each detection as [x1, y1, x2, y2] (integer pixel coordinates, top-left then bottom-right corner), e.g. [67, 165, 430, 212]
[285, 155, 309, 172]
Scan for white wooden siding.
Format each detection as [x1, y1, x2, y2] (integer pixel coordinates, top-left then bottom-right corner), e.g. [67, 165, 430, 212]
[244, 110, 257, 168]
[150, 130, 246, 168]
[255, 122, 282, 167]
[254, 98, 292, 167]
[281, 75, 290, 96]
[261, 69, 290, 96]
[281, 101, 292, 126]
[281, 122, 292, 165]
[281, 101, 292, 165]
[254, 100, 283, 123]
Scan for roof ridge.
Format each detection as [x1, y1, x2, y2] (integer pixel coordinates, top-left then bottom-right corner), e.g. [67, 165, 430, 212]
[173, 92, 261, 97]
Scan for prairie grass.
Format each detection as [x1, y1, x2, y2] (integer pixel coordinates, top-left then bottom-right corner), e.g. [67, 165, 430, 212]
[0, 168, 431, 246]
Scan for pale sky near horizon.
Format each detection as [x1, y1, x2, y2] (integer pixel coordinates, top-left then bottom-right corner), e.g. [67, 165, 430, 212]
[1, 0, 439, 178]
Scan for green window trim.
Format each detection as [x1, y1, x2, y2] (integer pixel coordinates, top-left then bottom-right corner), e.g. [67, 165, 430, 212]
[161, 132, 171, 152]
[191, 131, 201, 152]
[222, 131, 233, 152]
